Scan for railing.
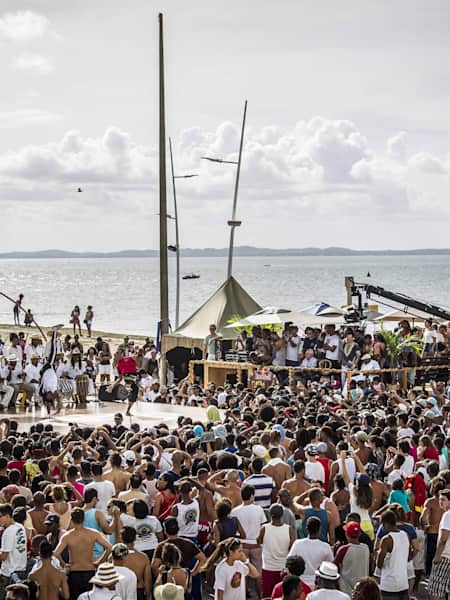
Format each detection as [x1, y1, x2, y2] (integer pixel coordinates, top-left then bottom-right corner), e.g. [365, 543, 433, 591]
[188, 359, 449, 391]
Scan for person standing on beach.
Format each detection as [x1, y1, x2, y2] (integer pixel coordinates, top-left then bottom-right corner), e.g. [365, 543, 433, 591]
[95, 337, 112, 383]
[13, 295, 23, 326]
[84, 306, 94, 338]
[70, 306, 82, 336]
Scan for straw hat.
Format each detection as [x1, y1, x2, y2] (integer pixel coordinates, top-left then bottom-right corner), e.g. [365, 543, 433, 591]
[7, 355, 17, 363]
[89, 563, 123, 587]
[154, 583, 185, 600]
[30, 333, 42, 340]
[315, 561, 340, 581]
[30, 353, 41, 360]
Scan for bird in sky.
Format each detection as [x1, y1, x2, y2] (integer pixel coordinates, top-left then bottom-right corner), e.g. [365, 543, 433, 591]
[77, 187, 83, 193]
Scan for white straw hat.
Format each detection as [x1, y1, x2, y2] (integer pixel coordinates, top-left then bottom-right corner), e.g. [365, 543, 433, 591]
[315, 560, 340, 580]
[89, 563, 123, 586]
[154, 583, 185, 600]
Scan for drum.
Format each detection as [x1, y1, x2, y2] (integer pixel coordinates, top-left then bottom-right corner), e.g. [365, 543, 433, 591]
[75, 374, 90, 402]
[59, 378, 74, 396]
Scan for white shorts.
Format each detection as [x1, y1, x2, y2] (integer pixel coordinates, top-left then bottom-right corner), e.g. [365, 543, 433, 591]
[98, 364, 111, 376]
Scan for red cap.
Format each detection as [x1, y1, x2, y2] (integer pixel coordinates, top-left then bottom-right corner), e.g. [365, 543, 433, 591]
[343, 521, 361, 538]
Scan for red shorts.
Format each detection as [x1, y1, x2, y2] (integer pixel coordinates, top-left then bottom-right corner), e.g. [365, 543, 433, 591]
[262, 569, 283, 598]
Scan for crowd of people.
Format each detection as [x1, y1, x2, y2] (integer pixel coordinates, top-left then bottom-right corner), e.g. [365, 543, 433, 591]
[0, 328, 158, 415]
[204, 320, 450, 388]
[0, 348, 448, 599]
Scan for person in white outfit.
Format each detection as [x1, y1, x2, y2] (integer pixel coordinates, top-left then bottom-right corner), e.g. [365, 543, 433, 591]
[376, 510, 410, 600]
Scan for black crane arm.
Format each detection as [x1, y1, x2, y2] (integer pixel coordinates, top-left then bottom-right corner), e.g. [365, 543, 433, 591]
[350, 280, 450, 322]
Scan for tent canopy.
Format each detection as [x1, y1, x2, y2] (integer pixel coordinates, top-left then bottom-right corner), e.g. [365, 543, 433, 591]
[174, 276, 261, 339]
[227, 303, 346, 328]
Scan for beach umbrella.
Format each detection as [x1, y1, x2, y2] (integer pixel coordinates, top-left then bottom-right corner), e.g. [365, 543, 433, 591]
[299, 302, 346, 317]
[227, 306, 293, 327]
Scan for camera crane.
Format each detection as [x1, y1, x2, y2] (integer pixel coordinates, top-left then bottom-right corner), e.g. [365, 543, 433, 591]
[346, 276, 450, 322]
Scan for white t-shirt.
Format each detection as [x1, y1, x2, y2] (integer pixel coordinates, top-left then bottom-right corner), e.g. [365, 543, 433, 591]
[325, 335, 341, 361]
[439, 510, 450, 559]
[288, 538, 333, 588]
[3, 345, 23, 364]
[214, 558, 249, 600]
[0, 522, 27, 576]
[397, 427, 415, 439]
[386, 469, 407, 486]
[121, 515, 162, 551]
[285, 336, 300, 362]
[217, 391, 228, 408]
[336, 457, 356, 484]
[85, 480, 116, 513]
[308, 590, 350, 600]
[24, 364, 41, 383]
[305, 461, 325, 483]
[423, 329, 436, 344]
[231, 503, 267, 544]
[115, 565, 137, 600]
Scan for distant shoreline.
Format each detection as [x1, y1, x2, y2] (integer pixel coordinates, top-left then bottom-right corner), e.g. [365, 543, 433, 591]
[2, 247, 450, 259]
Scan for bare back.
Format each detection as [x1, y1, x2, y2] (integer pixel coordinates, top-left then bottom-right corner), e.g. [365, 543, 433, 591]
[123, 549, 150, 589]
[60, 527, 106, 571]
[31, 562, 69, 600]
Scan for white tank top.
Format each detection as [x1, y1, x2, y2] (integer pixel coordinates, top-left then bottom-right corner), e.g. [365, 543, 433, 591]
[262, 523, 291, 571]
[380, 530, 409, 592]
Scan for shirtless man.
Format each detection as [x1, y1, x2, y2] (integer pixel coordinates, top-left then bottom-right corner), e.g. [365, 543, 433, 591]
[103, 452, 131, 493]
[369, 477, 388, 514]
[281, 461, 311, 498]
[53, 507, 112, 600]
[263, 447, 292, 492]
[30, 540, 69, 600]
[421, 477, 445, 575]
[207, 469, 242, 507]
[121, 525, 152, 600]
[27, 492, 50, 535]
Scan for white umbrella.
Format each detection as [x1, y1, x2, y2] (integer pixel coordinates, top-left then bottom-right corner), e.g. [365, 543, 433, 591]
[226, 306, 293, 327]
[226, 306, 346, 328]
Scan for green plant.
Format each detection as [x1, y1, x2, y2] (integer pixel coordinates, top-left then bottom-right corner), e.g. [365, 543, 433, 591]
[380, 326, 422, 365]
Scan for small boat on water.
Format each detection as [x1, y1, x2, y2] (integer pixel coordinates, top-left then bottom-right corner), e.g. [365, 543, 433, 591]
[182, 273, 200, 280]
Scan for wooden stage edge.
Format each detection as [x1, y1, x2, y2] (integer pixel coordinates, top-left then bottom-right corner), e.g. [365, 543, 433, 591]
[12, 401, 211, 432]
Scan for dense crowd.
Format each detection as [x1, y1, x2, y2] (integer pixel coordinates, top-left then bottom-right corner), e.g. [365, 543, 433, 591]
[0, 343, 449, 600]
[204, 320, 450, 379]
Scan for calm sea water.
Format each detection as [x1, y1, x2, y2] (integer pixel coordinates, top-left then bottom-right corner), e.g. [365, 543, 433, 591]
[0, 255, 449, 335]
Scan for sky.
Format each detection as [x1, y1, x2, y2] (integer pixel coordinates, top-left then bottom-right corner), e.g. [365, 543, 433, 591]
[1, 0, 450, 251]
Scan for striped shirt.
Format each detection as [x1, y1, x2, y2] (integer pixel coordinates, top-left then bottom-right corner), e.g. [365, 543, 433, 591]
[243, 473, 275, 508]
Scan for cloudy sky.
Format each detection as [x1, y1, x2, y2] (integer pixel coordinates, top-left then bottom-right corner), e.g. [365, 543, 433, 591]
[1, 0, 450, 251]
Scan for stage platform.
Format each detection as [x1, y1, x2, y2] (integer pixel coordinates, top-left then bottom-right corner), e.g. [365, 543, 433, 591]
[11, 401, 209, 432]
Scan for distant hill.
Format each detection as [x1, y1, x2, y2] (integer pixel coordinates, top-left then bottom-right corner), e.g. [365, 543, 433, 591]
[1, 247, 450, 259]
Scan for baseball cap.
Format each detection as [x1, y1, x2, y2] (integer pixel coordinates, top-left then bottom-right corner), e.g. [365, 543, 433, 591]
[305, 444, 318, 456]
[424, 410, 435, 419]
[123, 450, 135, 463]
[343, 521, 361, 538]
[112, 543, 129, 558]
[252, 445, 267, 459]
[44, 514, 60, 526]
[316, 442, 327, 454]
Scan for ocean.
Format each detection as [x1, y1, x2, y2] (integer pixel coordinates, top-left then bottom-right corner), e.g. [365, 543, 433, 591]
[0, 255, 449, 335]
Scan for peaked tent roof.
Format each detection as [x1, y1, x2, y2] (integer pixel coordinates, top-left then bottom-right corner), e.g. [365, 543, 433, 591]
[174, 276, 261, 339]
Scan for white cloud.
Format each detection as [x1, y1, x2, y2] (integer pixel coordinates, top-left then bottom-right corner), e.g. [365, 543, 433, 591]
[408, 151, 448, 174]
[12, 53, 53, 74]
[0, 117, 449, 231]
[0, 11, 49, 42]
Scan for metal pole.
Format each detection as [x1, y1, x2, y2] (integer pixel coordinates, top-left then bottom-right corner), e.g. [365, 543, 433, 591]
[169, 137, 181, 329]
[158, 13, 169, 336]
[227, 99, 248, 279]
